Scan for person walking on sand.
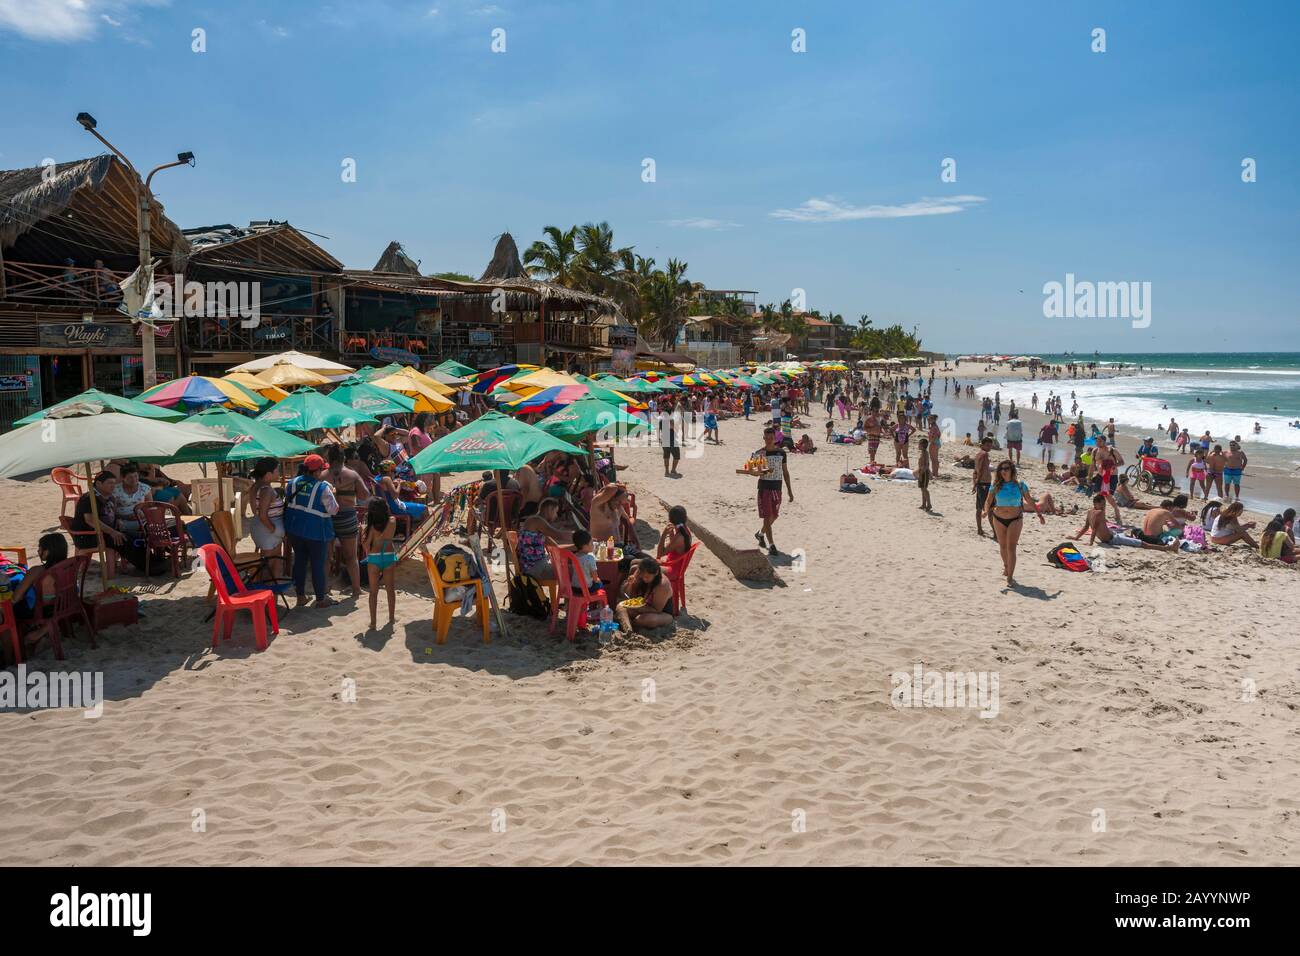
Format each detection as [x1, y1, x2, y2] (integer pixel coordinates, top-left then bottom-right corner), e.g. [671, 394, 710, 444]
[984, 460, 1045, 587]
[754, 425, 793, 556]
[1004, 412, 1023, 465]
[973, 435, 993, 537]
[916, 437, 933, 512]
[926, 414, 941, 477]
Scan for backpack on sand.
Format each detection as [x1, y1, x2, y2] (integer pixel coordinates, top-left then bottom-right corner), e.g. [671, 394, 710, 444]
[1046, 542, 1090, 571]
[507, 573, 551, 619]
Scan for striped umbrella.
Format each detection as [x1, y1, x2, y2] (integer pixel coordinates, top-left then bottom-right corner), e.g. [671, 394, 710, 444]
[138, 374, 259, 412]
[500, 384, 591, 415]
[470, 364, 538, 394]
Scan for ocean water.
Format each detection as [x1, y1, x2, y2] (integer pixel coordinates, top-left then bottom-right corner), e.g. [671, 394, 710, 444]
[970, 353, 1300, 453]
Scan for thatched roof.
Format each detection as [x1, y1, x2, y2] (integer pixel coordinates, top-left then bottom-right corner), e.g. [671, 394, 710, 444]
[185, 220, 342, 272]
[373, 240, 421, 276]
[0, 155, 189, 270]
[474, 231, 618, 313]
[479, 232, 526, 281]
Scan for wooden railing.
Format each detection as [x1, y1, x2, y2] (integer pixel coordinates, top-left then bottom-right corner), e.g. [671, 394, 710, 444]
[2, 260, 129, 307]
[190, 313, 336, 353]
[513, 321, 605, 348]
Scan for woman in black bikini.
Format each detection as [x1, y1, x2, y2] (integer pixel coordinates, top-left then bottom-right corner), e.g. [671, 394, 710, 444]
[983, 460, 1045, 587]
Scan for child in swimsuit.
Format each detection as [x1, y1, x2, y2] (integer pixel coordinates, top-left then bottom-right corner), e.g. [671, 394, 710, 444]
[363, 498, 398, 630]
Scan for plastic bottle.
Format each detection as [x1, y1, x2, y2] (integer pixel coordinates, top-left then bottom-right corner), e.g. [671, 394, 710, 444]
[598, 604, 615, 645]
[606, 535, 615, 557]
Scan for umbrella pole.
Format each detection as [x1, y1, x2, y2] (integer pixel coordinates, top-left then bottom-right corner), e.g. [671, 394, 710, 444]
[84, 461, 111, 593]
[493, 469, 512, 581]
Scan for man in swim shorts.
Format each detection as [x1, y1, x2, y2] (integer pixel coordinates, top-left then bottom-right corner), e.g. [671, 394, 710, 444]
[1223, 441, 1247, 502]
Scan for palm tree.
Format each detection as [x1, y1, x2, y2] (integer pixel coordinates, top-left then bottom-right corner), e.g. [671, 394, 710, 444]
[523, 226, 579, 288]
[758, 302, 780, 331]
[574, 221, 630, 297]
[640, 258, 699, 350]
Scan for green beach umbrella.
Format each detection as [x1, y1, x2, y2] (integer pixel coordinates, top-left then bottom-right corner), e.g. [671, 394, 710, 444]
[15, 387, 186, 426]
[534, 394, 648, 440]
[408, 411, 583, 475]
[354, 363, 403, 382]
[595, 374, 659, 395]
[139, 406, 318, 464]
[435, 359, 477, 377]
[330, 377, 418, 417]
[408, 411, 584, 581]
[255, 387, 378, 433]
[571, 373, 641, 405]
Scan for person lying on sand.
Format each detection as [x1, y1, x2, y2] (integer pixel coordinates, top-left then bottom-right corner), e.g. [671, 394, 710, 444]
[1072, 493, 1177, 551]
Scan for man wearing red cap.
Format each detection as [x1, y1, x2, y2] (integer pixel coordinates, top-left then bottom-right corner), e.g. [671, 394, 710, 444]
[284, 453, 340, 608]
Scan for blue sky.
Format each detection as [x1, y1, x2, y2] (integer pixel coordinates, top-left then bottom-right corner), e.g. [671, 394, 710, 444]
[2, 0, 1297, 353]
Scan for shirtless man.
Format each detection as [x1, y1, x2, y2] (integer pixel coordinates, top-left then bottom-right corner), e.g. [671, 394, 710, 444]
[972, 435, 993, 537]
[1135, 502, 1180, 546]
[1072, 493, 1176, 551]
[327, 444, 369, 599]
[1205, 444, 1227, 499]
[515, 460, 544, 508]
[864, 408, 883, 465]
[1222, 441, 1247, 502]
[589, 484, 636, 554]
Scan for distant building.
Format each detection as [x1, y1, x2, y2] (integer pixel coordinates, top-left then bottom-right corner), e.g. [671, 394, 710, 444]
[694, 288, 757, 315]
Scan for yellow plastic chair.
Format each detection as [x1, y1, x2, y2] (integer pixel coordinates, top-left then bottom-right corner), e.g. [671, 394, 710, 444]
[422, 550, 490, 645]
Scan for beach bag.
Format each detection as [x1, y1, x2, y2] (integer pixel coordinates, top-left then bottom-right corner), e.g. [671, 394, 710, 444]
[433, 544, 474, 584]
[507, 573, 551, 619]
[1047, 542, 1090, 572]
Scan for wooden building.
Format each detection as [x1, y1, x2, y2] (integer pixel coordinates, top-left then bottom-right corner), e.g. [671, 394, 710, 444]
[0, 155, 190, 431]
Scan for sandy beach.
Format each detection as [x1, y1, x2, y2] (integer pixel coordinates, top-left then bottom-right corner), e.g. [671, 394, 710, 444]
[2, 403, 1297, 866]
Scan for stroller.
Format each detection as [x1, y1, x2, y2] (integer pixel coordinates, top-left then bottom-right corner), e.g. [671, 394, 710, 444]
[1124, 456, 1175, 495]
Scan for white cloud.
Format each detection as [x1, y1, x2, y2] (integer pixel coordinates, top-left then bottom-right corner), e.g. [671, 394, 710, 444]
[770, 194, 987, 222]
[661, 218, 742, 231]
[470, 4, 504, 14]
[0, 0, 158, 42]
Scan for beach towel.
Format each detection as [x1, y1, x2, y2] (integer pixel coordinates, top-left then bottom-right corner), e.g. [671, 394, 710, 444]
[1047, 542, 1090, 571]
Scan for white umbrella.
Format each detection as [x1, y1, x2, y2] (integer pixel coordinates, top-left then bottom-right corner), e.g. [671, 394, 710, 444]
[0, 403, 232, 587]
[227, 349, 354, 375]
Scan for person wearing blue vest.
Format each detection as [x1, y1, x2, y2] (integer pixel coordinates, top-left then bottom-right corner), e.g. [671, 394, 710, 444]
[284, 453, 339, 608]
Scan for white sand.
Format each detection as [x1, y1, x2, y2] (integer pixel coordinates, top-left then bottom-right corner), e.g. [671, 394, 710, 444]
[1, 410, 1297, 865]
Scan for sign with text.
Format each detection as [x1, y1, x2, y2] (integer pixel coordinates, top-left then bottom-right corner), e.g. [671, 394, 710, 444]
[39, 322, 137, 349]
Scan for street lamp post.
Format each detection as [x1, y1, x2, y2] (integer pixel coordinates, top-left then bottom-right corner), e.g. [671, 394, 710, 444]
[76, 113, 194, 390]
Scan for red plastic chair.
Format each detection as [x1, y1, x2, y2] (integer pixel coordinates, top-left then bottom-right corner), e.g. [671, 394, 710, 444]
[0, 598, 22, 666]
[135, 501, 188, 578]
[546, 545, 607, 642]
[660, 541, 701, 615]
[199, 544, 279, 652]
[479, 490, 522, 540]
[51, 468, 84, 519]
[23, 556, 96, 660]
